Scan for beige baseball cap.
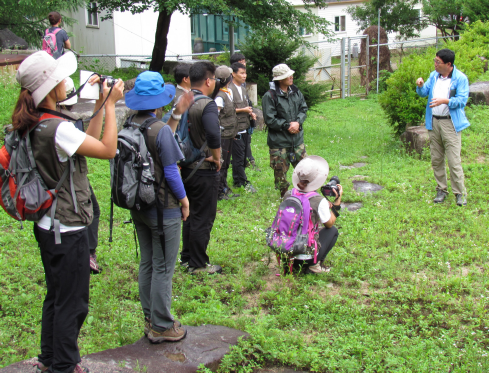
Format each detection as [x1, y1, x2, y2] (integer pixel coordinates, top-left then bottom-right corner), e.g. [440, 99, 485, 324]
[272, 63, 294, 81]
[16, 51, 77, 107]
[292, 156, 329, 192]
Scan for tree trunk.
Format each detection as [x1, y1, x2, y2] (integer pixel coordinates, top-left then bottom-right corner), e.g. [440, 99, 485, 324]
[149, 9, 173, 72]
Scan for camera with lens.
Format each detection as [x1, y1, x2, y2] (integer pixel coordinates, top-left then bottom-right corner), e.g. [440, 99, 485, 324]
[288, 152, 297, 163]
[100, 75, 117, 87]
[321, 176, 340, 197]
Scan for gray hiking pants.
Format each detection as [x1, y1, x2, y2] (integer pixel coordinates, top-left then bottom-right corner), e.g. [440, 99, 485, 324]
[131, 209, 181, 332]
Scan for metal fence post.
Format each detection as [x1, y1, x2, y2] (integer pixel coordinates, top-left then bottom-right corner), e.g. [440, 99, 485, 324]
[347, 37, 351, 97]
[341, 37, 346, 99]
[377, 8, 380, 94]
[365, 36, 369, 96]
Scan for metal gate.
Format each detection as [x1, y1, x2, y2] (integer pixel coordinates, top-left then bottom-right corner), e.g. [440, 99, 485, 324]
[340, 35, 369, 98]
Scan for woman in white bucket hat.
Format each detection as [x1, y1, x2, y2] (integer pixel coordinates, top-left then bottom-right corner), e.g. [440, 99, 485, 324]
[13, 50, 124, 373]
[286, 155, 343, 274]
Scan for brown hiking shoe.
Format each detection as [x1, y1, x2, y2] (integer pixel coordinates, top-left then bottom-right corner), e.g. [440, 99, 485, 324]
[188, 264, 222, 275]
[308, 263, 331, 274]
[147, 323, 187, 343]
[34, 362, 49, 372]
[73, 365, 90, 373]
[144, 317, 151, 336]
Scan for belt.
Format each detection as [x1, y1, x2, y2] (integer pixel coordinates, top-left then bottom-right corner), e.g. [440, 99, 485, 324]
[433, 115, 451, 120]
[234, 133, 243, 140]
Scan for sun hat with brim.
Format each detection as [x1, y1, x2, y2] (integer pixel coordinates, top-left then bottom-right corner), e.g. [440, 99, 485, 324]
[292, 155, 329, 193]
[272, 63, 295, 81]
[125, 71, 176, 111]
[16, 51, 77, 108]
[63, 77, 78, 106]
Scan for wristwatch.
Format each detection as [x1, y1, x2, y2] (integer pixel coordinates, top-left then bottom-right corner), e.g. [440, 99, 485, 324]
[171, 112, 182, 120]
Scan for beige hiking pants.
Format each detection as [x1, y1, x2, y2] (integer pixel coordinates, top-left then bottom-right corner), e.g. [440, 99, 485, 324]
[429, 117, 465, 195]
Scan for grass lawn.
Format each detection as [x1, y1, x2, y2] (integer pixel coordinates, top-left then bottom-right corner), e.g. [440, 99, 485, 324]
[1, 77, 489, 372]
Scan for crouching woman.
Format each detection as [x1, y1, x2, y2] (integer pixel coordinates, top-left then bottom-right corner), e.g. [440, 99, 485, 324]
[287, 156, 342, 274]
[13, 51, 124, 372]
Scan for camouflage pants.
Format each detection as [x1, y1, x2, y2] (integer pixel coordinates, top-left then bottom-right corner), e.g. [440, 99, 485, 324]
[269, 144, 307, 191]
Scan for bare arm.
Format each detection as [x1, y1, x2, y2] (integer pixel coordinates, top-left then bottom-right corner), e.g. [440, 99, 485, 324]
[323, 185, 342, 229]
[76, 79, 124, 159]
[64, 39, 71, 49]
[167, 91, 194, 133]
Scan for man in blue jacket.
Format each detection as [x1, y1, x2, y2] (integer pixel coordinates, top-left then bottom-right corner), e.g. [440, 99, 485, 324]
[416, 49, 469, 206]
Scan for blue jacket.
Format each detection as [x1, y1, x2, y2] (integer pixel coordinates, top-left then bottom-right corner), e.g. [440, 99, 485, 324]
[416, 65, 470, 132]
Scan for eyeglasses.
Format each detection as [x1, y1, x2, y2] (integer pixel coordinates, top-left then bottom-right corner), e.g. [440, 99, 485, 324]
[433, 59, 445, 65]
[208, 77, 218, 82]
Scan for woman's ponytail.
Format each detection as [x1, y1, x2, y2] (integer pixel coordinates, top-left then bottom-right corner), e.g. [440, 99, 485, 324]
[11, 88, 39, 133]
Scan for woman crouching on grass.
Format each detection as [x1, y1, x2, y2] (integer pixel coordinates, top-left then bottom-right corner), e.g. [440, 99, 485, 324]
[286, 156, 342, 274]
[12, 51, 124, 373]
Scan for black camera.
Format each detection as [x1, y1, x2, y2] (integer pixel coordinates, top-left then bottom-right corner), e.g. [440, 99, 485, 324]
[288, 152, 297, 163]
[100, 75, 117, 87]
[321, 176, 340, 197]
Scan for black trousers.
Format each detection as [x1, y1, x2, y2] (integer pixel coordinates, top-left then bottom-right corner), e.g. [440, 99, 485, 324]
[232, 134, 248, 187]
[219, 138, 234, 195]
[311, 226, 339, 263]
[246, 131, 255, 162]
[87, 184, 100, 255]
[181, 170, 220, 268]
[34, 225, 90, 373]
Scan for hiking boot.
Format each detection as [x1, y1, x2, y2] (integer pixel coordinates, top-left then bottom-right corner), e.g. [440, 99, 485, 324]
[218, 192, 230, 201]
[250, 160, 261, 172]
[225, 188, 240, 198]
[280, 188, 288, 198]
[144, 317, 151, 336]
[308, 263, 331, 274]
[180, 260, 189, 269]
[73, 365, 90, 373]
[188, 264, 222, 275]
[147, 323, 187, 343]
[456, 193, 467, 206]
[433, 190, 448, 203]
[244, 182, 257, 194]
[89, 254, 101, 274]
[33, 362, 49, 372]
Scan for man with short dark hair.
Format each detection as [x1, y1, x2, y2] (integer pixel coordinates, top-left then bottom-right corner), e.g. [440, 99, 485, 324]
[180, 61, 223, 275]
[230, 53, 246, 65]
[44, 11, 71, 59]
[416, 48, 469, 206]
[262, 64, 308, 198]
[229, 62, 257, 193]
[173, 64, 191, 102]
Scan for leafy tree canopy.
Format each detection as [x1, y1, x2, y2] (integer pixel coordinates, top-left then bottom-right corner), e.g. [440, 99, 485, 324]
[0, 0, 86, 47]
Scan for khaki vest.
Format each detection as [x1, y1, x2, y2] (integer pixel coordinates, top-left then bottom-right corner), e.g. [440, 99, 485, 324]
[186, 93, 214, 169]
[229, 83, 250, 132]
[132, 114, 180, 210]
[216, 90, 238, 139]
[31, 118, 93, 226]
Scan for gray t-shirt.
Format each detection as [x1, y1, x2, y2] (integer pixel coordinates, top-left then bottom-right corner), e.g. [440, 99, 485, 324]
[48, 27, 69, 57]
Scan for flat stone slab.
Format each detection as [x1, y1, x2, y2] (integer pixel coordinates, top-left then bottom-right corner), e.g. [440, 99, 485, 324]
[340, 202, 363, 211]
[353, 180, 383, 194]
[469, 81, 489, 106]
[1, 325, 248, 373]
[339, 162, 367, 170]
[400, 126, 429, 155]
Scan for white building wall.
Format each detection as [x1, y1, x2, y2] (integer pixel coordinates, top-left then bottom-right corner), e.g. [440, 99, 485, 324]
[112, 9, 192, 57]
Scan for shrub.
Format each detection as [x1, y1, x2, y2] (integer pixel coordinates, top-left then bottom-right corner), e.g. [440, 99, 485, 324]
[379, 21, 489, 136]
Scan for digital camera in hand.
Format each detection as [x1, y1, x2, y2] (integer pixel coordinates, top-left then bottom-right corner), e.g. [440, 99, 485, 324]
[321, 176, 340, 197]
[100, 75, 117, 87]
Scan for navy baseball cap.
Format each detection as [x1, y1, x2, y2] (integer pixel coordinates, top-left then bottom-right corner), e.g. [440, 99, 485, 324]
[125, 71, 176, 110]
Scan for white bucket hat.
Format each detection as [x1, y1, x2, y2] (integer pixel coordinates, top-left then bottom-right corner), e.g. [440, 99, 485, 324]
[16, 51, 77, 108]
[63, 77, 78, 106]
[292, 156, 329, 192]
[272, 64, 295, 81]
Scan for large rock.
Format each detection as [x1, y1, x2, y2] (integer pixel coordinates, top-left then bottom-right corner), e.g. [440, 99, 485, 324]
[400, 125, 429, 155]
[253, 107, 265, 131]
[0, 29, 28, 50]
[469, 81, 489, 106]
[1, 325, 248, 373]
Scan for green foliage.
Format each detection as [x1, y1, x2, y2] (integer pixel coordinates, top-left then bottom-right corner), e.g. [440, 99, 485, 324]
[377, 70, 393, 93]
[294, 80, 331, 108]
[347, 0, 428, 41]
[196, 50, 231, 66]
[0, 75, 18, 141]
[378, 21, 489, 136]
[0, 0, 85, 48]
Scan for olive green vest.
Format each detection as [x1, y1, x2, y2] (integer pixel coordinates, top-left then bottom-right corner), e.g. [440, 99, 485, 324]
[186, 94, 214, 170]
[229, 82, 250, 132]
[132, 114, 180, 210]
[216, 90, 238, 139]
[31, 118, 93, 226]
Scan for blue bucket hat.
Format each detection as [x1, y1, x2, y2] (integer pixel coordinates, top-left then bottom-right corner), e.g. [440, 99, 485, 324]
[125, 71, 176, 110]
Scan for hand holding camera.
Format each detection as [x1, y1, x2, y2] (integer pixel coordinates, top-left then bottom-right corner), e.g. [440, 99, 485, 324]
[321, 176, 343, 217]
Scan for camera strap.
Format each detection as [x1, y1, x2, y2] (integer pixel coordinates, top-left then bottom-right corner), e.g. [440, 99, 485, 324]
[58, 72, 99, 104]
[324, 196, 341, 217]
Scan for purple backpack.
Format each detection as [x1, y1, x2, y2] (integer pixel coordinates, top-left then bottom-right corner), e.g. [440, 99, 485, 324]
[266, 188, 320, 262]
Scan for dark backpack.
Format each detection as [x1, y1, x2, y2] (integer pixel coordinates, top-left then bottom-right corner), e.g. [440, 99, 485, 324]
[110, 115, 160, 211]
[265, 188, 321, 273]
[162, 94, 210, 168]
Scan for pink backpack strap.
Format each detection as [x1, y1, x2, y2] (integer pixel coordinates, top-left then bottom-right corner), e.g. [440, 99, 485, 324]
[52, 28, 62, 35]
[45, 28, 49, 35]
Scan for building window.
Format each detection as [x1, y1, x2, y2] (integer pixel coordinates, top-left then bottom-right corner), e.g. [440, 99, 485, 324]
[299, 27, 312, 37]
[87, 2, 99, 27]
[334, 16, 346, 32]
